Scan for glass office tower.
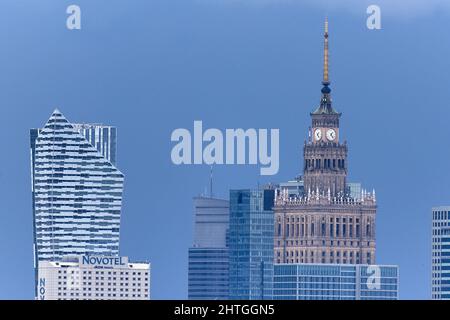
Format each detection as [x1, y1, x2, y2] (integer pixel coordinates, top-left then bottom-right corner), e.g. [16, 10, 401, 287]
[273, 264, 399, 300]
[228, 189, 275, 300]
[30, 110, 124, 271]
[72, 123, 117, 166]
[188, 197, 230, 300]
[188, 247, 229, 300]
[432, 206, 450, 300]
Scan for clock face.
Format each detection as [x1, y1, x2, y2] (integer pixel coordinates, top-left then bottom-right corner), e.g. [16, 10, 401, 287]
[314, 129, 322, 141]
[326, 129, 336, 141]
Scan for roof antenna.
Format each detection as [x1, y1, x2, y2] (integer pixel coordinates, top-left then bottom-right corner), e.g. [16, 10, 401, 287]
[209, 165, 213, 198]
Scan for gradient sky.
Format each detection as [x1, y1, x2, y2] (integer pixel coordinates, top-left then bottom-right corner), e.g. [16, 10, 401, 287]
[0, 0, 449, 299]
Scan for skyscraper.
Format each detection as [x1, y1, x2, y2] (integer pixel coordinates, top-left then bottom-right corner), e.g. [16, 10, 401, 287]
[192, 196, 229, 248]
[188, 197, 230, 300]
[31, 110, 124, 296]
[228, 189, 275, 300]
[431, 206, 450, 300]
[273, 263, 399, 300]
[274, 19, 377, 265]
[71, 123, 118, 166]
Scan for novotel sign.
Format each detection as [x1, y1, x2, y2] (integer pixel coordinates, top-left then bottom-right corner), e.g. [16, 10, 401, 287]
[80, 256, 128, 267]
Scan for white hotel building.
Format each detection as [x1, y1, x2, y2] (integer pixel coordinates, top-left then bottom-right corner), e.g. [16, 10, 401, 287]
[37, 256, 150, 300]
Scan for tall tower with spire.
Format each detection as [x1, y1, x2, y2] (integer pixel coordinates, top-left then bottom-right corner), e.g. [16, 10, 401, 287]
[273, 19, 377, 266]
[303, 18, 347, 196]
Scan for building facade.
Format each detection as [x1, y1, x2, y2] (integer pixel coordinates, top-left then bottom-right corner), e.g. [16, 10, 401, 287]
[228, 189, 275, 300]
[432, 206, 450, 300]
[37, 256, 150, 300]
[191, 197, 229, 248]
[188, 197, 230, 300]
[188, 248, 229, 300]
[31, 109, 125, 297]
[273, 20, 376, 266]
[279, 178, 304, 199]
[31, 110, 124, 263]
[273, 263, 398, 300]
[72, 123, 118, 166]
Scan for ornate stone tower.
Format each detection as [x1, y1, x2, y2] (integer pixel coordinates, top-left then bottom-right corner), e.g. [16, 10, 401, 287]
[303, 19, 347, 197]
[273, 19, 377, 265]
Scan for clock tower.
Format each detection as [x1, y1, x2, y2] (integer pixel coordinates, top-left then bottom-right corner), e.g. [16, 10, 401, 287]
[303, 18, 348, 196]
[274, 19, 377, 266]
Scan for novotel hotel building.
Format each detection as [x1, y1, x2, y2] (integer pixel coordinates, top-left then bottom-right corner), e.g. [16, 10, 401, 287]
[37, 256, 150, 300]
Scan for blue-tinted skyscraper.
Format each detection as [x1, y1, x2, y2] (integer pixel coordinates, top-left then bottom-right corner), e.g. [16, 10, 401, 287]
[30, 110, 124, 295]
[228, 189, 275, 300]
[72, 123, 118, 166]
[273, 264, 399, 300]
[432, 206, 450, 300]
[279, 178, 304, 198]
[188, 247, 229, 300]
[188, 197, 229, 300]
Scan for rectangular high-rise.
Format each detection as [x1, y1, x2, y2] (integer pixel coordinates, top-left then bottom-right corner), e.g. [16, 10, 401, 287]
[192, 197, 229, 248]
[273, 263, 399, 300]
[432, 206, 450, 300]
[228, 189, 275, 300]
[188, 197, 229, 300]
[31, 110, 124, 296]
[188, 248, 229, 300]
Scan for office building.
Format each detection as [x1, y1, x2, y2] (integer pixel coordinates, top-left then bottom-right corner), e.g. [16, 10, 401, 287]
[279, 177, 304, 198]
[432, 206, 450, 299]
[37, 256, 150, 300]
[273, 263, 398, 300]
[188, 248, 229, 300]
[188, 197, 230, 300]
[71, 123, 118, 166]
[191, 197, 229, 248]
[347, 182, 362, 201]
[228, 189, 275, 300]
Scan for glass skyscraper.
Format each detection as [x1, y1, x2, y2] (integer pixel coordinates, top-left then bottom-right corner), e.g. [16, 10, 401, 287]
[71, 123, 118, 166]
[30, 109, 124, 293]
[279, 178, 304, 199]
[188, 197, 230, 300]
[347, 182, 362, 201]
[228, 189, 275, 300]
[188, 248, 229, 300]
[273, 264, 399, 300]
[432, 206, 450, 300]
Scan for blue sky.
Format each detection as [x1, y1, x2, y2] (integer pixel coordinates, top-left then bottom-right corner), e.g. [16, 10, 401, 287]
[0, 0, 449, 299]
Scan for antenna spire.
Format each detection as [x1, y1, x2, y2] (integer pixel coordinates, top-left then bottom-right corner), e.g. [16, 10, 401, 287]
[311, 17, 339, 115]
[209, 165, 213, 198]
[323, 17, 330, 85]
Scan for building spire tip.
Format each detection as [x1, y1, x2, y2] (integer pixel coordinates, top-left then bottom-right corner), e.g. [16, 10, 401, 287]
[322, 17, 330, 85]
